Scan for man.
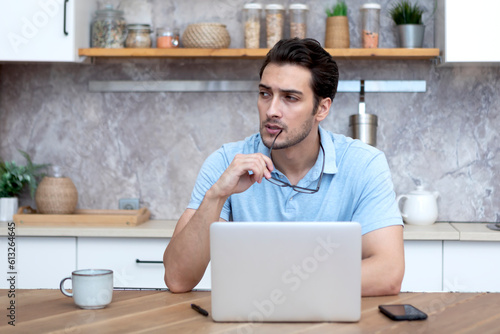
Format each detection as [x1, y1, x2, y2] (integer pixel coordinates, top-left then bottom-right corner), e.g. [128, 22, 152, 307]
[163, 38, 404, 297]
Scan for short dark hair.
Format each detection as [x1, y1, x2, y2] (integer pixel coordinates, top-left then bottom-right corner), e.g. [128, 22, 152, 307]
[259, 38, 339, 110]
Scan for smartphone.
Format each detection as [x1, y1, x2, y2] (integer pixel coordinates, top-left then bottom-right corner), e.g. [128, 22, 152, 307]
[379, 304, 428, 321]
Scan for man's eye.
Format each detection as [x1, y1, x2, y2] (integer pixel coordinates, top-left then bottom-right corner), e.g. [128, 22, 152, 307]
[259, 91, 270, 97]
[286, 95, 298, 101]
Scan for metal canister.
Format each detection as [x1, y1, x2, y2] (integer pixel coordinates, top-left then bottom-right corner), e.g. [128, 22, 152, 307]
[349, 113, 378, 147]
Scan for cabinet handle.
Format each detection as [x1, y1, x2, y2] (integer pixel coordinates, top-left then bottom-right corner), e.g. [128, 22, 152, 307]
[63, 0, 69, 36]
[136, 259, 163, 264]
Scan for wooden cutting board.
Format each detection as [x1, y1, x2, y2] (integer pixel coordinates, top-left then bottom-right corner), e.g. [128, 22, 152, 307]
[13, 206, 151, 226]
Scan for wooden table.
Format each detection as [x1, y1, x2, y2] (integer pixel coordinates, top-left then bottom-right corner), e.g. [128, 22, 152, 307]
[1, 289, 499, 333]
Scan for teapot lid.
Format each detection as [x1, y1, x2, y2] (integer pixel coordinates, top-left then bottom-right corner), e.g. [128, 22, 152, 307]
[410, 185, 433, 195]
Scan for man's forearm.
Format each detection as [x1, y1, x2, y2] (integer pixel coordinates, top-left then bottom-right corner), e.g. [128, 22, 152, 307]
[163, 188, 228, 293]
[361, 256, 404, 296]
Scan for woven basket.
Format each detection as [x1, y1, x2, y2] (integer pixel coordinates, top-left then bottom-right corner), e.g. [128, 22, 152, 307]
[182, 23, 231, 48]
[35, 177, 78, 214]
[325, 16, 350, 48]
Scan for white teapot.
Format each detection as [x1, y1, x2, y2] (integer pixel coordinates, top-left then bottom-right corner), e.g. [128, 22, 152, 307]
[396, 186, 440, 225]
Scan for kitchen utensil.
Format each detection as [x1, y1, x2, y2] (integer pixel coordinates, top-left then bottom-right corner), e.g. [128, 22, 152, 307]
[349, 80, 378, 146]
[396, 185, 440, 225]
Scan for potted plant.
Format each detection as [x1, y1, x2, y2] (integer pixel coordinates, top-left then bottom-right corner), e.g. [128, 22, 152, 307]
[325, 1, 350, 48]
[389, 0, 425, 48]
[0, 150, 48, 221]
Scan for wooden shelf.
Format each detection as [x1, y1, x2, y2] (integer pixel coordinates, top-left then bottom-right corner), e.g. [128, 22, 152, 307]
[79, 48, 440, 60]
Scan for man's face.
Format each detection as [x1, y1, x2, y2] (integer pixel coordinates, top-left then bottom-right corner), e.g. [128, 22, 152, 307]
[258, 63, 318, 150]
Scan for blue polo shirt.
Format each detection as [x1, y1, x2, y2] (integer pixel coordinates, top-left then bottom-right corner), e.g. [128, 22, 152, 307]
[187, 126, 403, 235]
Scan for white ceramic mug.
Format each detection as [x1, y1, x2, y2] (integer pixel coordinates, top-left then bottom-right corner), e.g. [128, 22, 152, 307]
[60, 269, 113, 309]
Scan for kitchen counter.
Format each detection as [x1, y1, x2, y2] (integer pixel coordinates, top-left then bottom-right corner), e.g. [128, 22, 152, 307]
[1, 220, 499, 240]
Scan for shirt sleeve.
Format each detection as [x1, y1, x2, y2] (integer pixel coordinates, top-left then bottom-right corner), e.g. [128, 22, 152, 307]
[187, 148, 232, 221]
[351, 151, 403, 235]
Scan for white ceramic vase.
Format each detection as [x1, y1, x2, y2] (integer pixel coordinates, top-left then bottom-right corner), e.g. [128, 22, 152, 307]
[0, 197, 18, 221]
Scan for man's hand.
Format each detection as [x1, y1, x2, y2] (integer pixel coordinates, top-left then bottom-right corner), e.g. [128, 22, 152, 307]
[211, 153, 274, 198]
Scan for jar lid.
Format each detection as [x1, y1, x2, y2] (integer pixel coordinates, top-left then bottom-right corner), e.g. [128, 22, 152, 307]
[157, 27, 179, 36]
[244, 3, 263, 9]
[265, 4, 285, 10]
[289, 4, 309, 10]
[127, 24, 152, 31]
[95, 4, 124, 16]
[360, 3, 381, 10]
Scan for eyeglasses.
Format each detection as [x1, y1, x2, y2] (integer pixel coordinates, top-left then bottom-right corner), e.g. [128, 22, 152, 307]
[266, 133, 325, 194]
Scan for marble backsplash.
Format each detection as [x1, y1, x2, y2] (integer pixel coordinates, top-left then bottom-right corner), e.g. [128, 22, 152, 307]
[0, 0, 498, 222]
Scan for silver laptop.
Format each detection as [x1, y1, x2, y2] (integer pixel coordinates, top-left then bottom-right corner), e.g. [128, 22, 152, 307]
[210, 222, 361, 322]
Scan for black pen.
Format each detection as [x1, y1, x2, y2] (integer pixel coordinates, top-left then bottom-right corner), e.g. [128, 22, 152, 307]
[191, 303, 209, 317]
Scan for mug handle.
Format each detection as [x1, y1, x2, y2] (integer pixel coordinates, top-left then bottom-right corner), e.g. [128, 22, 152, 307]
[396, 195, 408, 219]
[60, 277, 73, 297]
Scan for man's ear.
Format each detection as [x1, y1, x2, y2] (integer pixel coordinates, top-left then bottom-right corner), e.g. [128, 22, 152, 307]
[315, 98, 331, 122]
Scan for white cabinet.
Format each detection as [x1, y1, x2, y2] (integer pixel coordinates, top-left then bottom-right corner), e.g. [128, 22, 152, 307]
[401, 241, 443, 292]
[443, 241, 500, 292]
[436, 0, 500, 64]
[0, 0, 96, 62]
[0, 237, 76, 289]
[77, 237, 212, 290]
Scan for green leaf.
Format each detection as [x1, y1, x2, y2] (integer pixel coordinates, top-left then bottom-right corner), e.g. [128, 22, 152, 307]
[326, 1, 348, 17]
[389, 0, 425, 25]
[0, 150, 49, 199]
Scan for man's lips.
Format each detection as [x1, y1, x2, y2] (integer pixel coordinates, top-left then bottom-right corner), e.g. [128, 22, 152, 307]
[265, 123, 283, 131]
[265, 124, 282, 135]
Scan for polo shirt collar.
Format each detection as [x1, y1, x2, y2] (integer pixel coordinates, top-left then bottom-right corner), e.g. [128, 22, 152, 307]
[319, 125, 338, 175]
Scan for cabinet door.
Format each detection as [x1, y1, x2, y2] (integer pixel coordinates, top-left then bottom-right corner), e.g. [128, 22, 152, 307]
[0, 0, 95, 61]
[438, 0, 500, 63]
[444, 241, 500, 292]
[77, 238, 211, 290]
[401, 241, 443, 292]
[0, 237, 76, 289]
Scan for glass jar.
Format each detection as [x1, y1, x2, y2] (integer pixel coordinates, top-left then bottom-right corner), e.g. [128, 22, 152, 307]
[360, 3, 381, 48]
[265, 4, 285, 48]
[243, 3, 262, 49]
[289, 3, 308, 39]
[156, 27, 180, 48]
[125, 24, 152, 48]
[91, 4, 127, 48]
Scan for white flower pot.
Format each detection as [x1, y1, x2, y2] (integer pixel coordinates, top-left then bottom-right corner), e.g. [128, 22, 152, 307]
[0, 197, 18, 221]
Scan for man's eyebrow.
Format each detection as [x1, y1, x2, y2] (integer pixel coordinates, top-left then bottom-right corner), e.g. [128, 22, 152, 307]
[258, 84, 303, 95]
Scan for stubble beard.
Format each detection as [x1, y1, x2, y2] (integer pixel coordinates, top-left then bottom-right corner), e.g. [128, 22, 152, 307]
[260, 115, 315, 150]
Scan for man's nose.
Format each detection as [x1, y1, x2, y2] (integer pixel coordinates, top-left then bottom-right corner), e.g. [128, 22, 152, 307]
[266, 96, 282, 118]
